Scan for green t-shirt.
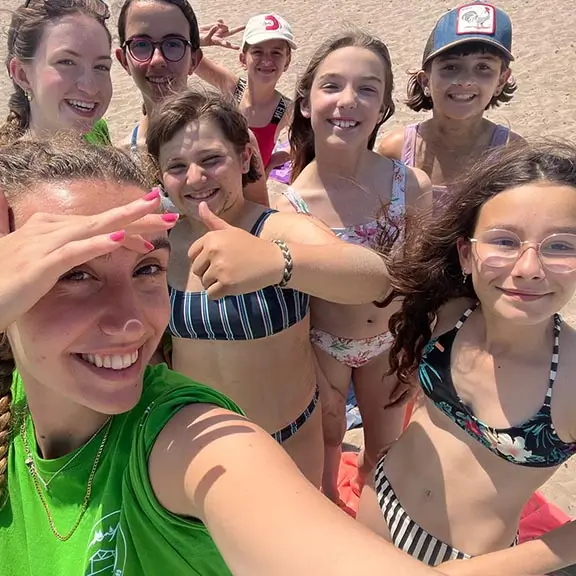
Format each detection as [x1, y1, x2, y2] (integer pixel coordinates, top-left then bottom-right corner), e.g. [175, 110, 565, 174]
[84, 118, 111, 146]
[1, 364, 242, 575]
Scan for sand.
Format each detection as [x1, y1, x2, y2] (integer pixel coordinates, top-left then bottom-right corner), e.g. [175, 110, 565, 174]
[0, 0, 574, 516]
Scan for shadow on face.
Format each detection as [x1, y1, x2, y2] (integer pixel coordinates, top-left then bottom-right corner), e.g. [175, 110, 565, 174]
[9, 180, 171, 415]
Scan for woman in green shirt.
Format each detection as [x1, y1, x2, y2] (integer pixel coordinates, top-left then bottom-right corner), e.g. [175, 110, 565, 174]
[0, 0, 113, 146]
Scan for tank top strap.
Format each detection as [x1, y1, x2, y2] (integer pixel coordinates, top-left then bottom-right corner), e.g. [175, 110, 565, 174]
[454, 302, 479, 332]
[130, 124, 139, 153]
[271, 97, 288, 125]
[490, 124, 511, 147]
[233, 77, 247, 104]
[401, 123, 419, 166]
[281, 187, 312, 215]
[250, 208, 277, 236]
[543, 314, 562, 407]
[390, 160, 407, 214]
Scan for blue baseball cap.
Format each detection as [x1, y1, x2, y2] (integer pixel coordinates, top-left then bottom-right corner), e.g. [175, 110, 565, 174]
[422, 2, 514, 67]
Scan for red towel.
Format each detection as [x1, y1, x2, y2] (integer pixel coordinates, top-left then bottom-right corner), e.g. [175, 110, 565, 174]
[336, 452, 571, 542]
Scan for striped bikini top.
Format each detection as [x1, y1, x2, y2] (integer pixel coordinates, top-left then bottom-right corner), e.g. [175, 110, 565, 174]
[168, 209, 310, 341]
[281, 160, 406, 248]
[419, 304, 576, 468]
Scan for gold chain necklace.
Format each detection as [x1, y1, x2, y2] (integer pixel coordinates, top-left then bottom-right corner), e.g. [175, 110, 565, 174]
[21, 411, 112, 541]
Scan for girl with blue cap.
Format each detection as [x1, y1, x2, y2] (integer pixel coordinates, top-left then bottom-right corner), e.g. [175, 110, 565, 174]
[379, 2, 523, 207]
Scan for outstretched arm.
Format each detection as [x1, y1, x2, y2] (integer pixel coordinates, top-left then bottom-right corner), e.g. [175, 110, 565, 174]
[149, 404, 450, 576]
[189, 205, 390, 302]
[262, 212, 390, 303]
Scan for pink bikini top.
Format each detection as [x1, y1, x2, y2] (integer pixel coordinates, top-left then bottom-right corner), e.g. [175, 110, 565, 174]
[401, 122, 510, 203]
[281, 160, 406, 247]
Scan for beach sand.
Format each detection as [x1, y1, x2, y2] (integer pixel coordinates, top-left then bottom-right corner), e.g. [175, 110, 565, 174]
[0, 0, 574, 517]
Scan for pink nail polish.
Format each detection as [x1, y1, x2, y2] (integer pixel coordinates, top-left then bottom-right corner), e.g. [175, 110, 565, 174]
[161, 213, 179, 222]
[144, 240, 155, 251]
[143, 189, 160, 201]
[110, 230, 126, 242]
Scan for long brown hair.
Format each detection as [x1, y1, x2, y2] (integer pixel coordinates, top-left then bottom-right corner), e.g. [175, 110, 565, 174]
[0, 136, 152, 506]
[0, 0, 111, 145]
[289, 31, 395, 182]
[380, 140, 576, 385]
[146, 89, 261, 186]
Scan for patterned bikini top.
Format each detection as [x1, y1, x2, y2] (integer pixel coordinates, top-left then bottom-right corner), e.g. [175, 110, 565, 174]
[419, 304, 576, 468]
[281, 160, 406, 247]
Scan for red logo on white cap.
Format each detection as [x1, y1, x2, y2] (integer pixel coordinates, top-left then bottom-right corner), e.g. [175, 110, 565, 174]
[264, 15, 280, 30]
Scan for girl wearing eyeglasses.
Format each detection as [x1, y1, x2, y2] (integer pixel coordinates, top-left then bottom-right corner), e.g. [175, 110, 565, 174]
[357, 140, 576, 575]
[0, 0, 113, 146]
[116, 0, 269, 206]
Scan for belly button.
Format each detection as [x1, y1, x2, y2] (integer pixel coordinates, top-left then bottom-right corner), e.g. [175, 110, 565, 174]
[424, 489, 433, 499]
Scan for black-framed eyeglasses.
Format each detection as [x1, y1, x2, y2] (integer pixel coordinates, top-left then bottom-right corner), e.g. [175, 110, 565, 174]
[469, 229, 576, 274]
[123, 37, 192, 63]
[24, 0, 110, 19]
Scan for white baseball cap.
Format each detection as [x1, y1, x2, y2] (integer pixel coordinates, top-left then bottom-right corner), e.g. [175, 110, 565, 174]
[241, 14, 297, 51]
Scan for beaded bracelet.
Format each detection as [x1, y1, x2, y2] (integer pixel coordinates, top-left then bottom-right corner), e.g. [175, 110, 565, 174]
[272, 239, 293, 288]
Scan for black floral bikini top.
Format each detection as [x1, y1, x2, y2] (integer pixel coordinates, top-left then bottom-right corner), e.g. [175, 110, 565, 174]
[419, 304, 576, 468]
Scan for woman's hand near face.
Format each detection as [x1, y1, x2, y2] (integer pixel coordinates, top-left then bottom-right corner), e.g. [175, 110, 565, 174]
[0, 190, 177, 330]
[189, 202, 284, 299]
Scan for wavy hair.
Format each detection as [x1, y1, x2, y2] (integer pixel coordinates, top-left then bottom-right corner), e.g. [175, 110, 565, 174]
[378, 140, 576, 385]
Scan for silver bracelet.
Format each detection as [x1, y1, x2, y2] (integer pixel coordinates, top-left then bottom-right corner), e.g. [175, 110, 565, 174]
[272, 240, 293, 288]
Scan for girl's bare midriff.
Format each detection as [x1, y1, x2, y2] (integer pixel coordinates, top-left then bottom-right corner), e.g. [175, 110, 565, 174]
[171, 317, 324, 484]
[381, 399, 559, 556]
[310, 298, 400, 340]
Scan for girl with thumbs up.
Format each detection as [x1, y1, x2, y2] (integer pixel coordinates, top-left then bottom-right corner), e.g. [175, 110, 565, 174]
[146, 89, 398, 487]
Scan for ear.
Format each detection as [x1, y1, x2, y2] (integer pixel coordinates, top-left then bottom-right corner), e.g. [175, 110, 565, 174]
[494, 67, 511, 97]
[456, 237, 473, 274]
[115, 47, 131, 74]
[239, 50, 247, 70]
[299, 97, 311, 119]
[416, 69, 429, 91]
[9, 57, 32, 92]
[189, 48, 203, 76]
[240, 144, 252, 173]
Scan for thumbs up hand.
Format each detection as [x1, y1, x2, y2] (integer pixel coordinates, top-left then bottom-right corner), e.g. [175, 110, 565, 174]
[198, 201, 233, 231]
[189, 203, 285, 299]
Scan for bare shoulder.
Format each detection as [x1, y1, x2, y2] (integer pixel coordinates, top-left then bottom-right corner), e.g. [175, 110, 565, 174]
[118, 133, 133, 151]
[404, 165, 432, 212]
[554, 321, 576, 441]
[271, 188, 296, 212]
[376, 128, 406, 161]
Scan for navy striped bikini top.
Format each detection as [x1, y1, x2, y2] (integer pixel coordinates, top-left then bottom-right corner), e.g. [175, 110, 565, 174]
[419, 304, 576, 468]
[168, 209, 310, 341]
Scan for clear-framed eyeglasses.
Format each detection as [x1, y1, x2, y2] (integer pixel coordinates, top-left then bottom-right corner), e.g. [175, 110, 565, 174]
[469, 229, 576, 274]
